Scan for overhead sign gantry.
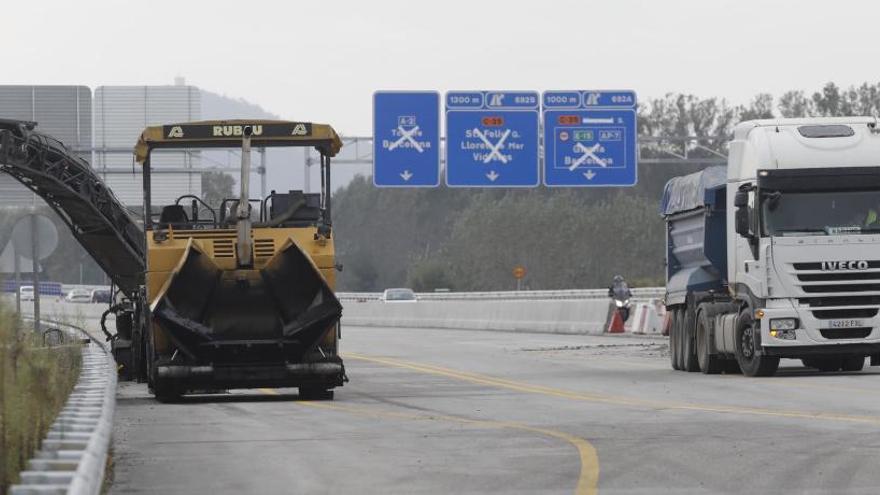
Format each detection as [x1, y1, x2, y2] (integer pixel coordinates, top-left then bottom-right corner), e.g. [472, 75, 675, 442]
[370, 89, 637, 188]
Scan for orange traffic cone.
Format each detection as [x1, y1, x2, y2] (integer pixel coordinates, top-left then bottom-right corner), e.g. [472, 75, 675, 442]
[607, 309, 625, 333]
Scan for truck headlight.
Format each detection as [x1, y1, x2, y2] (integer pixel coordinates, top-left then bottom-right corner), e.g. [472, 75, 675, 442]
[769, 318, 798, 340]
[770, 318, 798, 330]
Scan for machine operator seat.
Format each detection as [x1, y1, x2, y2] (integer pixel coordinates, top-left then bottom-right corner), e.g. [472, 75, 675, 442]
[159, 205, 190, 229]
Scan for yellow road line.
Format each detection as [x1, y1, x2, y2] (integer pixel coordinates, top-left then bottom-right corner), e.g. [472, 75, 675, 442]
[344, 352, 880, 426]
[258, 388, 599, 495]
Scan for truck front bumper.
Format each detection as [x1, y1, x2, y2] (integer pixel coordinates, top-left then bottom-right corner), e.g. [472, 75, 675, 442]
[759, 300, 880, 356]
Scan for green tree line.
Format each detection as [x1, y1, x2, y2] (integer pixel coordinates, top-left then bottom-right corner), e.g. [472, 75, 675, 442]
[333, 82, 880, 292]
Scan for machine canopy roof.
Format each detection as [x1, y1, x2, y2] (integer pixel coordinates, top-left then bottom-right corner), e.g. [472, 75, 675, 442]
[134, 119, 343, 163]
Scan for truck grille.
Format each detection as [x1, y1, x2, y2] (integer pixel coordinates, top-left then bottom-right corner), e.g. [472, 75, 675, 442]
[799, 296, 880, 320]
[819, 328, 872, 339]
[811, 308, 879, 319]
[791, 261, 880, 295]
[792, 261, 880, 323]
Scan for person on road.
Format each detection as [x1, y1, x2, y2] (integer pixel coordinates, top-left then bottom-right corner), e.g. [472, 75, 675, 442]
[608, 275, 632, 301]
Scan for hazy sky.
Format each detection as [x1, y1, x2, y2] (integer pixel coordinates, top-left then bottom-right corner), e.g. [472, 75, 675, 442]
[6, 0, 880, 135]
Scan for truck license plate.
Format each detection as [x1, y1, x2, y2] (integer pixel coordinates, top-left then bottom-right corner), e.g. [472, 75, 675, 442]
[828, 319, 864, 329]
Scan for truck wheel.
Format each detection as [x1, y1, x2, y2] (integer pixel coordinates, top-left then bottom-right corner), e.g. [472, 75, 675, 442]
[299, 387, 334, 401]
[696, 310, 722, 374]
[669, 309, 681, 370]
[676, 309, 688, 370]
[842, 356, 865, 372]
[682, 305, 700, 372]
[735, 310, 779, 377]
[722, 360, 742, 374]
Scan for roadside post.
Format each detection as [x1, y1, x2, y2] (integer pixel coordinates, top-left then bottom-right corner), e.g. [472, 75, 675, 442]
[513, 265, 527, 291]
[11, 212, 59, 332]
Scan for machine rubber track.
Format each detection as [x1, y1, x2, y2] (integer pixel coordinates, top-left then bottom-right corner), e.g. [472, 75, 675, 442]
[0, 119, 144, 297]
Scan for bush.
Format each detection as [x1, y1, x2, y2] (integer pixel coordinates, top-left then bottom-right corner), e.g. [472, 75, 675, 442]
[0, 304, 81, 491]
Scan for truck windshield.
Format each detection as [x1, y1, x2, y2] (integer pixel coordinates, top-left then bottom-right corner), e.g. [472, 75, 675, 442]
[762, 189, 880, 236]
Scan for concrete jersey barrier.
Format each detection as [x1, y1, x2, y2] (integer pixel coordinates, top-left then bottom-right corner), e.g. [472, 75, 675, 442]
[343, 299, 614, 335]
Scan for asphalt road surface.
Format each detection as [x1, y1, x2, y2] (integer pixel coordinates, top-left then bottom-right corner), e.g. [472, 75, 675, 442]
[107, 325, 880, 495]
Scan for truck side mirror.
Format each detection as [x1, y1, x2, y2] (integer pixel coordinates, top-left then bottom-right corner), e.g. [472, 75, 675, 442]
[733, 188, 753, 238]
[735, 205, 750, 237]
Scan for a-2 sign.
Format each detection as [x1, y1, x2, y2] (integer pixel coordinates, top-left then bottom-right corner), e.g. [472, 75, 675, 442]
[543, 90, 637, 187]
[445, 91, 540, 187]
[373, 91, 440, 187]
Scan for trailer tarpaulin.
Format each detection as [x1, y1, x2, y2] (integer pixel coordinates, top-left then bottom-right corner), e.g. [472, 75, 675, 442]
[660, 166, 727, 216]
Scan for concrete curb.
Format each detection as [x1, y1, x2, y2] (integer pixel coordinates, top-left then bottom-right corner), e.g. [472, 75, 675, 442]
[11, 322, 116, 495]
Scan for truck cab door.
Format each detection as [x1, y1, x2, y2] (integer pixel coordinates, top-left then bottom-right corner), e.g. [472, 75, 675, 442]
[730, 183, 765, 296]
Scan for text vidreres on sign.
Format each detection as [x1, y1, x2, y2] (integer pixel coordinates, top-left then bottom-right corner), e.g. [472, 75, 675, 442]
[445, 91, 540, 187]
[542, 90, 637, 187]
[373, 91, 440, 187]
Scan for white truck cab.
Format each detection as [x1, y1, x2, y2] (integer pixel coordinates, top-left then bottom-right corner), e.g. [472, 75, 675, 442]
[728, 118, 880, 367]
[665, 117, 880, 376]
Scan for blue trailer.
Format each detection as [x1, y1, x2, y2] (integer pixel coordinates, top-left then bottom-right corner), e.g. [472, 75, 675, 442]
[661, 166, 728, 306]
[661, 166, 740, 373]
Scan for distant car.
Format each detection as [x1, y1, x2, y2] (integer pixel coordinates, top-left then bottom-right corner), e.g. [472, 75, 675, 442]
[90, 289, 111, 304]
[380, 288, 418, 302]
[65, 289, 92, 303]
[19, 285, 34, 301]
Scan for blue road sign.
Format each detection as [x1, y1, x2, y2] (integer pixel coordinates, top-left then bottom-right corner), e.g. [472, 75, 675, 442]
[446, 91, 539, 187]
[373, 91, 440, 187]
[543, 90, 637, 187]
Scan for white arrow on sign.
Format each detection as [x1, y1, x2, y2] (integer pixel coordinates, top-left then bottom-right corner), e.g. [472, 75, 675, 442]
[486, 170, 500, 182]
[472, 128, 511, 164]
[388, 126, 424, 153]
[400, 170, 414, 181]
[583, 170, 597, 180]
[568, 142, 607, 171]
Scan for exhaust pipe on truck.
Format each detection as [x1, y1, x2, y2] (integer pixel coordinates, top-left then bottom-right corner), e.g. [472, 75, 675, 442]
[236, 125, 254, 267]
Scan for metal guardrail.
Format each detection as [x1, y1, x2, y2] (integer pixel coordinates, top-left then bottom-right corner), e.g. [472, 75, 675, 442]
[338, 287, 665, 302]
[11, 319, 116, 495]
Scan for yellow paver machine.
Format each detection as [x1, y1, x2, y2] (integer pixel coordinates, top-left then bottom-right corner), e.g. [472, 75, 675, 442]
[135, 120, 345, 400]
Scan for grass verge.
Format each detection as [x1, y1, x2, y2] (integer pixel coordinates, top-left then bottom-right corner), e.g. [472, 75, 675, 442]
[0, 302, 82, 491]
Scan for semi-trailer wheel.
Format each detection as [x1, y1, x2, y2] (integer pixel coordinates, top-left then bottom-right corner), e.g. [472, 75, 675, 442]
[696, 310, 723, 374]
[735, 309, 779, 377]
[669, 309, 681, 370]
[682, 304, 700, 372]
[676, 309, 687, 370]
